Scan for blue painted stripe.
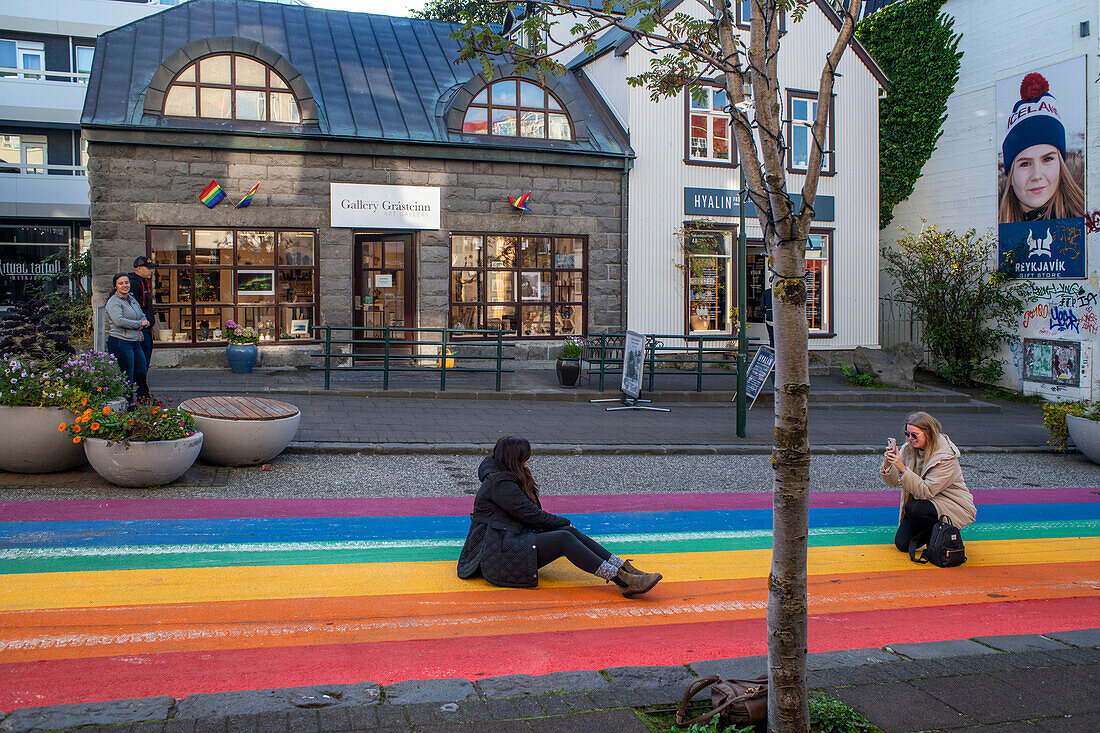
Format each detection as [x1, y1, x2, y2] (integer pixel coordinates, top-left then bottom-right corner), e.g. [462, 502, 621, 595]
[0, 503, 1095, 549]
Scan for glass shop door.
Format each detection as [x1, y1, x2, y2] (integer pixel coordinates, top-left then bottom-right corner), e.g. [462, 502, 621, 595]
[353, 234, 416, 356]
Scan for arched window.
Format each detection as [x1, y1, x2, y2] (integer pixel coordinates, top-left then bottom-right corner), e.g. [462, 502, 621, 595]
[162, 53, 301, 123]
[462, 78, 571, 140]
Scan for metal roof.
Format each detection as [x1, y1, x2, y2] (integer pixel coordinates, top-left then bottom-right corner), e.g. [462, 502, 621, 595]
[81, 0, 631, 159]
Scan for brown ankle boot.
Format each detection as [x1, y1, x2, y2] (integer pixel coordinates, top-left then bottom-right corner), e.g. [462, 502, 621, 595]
[621, 559, 644, 575]
[616, 566, 661, 597]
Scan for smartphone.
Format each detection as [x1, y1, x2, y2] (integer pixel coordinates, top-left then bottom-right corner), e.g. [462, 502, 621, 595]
[887, 437, 897, 451]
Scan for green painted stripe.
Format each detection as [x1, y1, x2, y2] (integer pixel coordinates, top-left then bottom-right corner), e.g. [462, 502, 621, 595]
[1, 521, 1095, 575]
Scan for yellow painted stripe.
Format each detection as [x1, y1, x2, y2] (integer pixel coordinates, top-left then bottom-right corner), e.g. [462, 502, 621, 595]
[2, 537, 1097, 612]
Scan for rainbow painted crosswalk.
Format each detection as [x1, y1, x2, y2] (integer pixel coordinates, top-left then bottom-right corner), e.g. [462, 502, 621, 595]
[1, 489, 1098, 711]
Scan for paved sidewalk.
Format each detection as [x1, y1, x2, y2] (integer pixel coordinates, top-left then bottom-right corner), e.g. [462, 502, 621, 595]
[3, 630, 1096, 732]
[145, 367, 1055, 452]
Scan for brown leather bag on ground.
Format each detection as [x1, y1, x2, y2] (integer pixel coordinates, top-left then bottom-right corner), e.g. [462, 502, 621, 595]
[675, 674, 768, 727]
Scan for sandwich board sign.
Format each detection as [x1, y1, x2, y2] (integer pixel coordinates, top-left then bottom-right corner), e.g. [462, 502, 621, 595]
[620, 330, 645, 399]
[743, 345, 775, 409]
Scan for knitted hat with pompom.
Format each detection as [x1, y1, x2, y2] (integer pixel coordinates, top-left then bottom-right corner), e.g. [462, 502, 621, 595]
[1002, 72, 1066, 174]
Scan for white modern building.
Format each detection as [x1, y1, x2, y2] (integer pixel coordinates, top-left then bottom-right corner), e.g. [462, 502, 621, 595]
[563, 0, 888, 349]
[873, 0, 1099, 400]
[0, 0, 179, 315]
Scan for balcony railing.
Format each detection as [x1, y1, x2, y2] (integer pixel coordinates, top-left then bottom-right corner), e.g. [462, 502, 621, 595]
[0, 164, 87, 177]
[0, 68, 90, 84]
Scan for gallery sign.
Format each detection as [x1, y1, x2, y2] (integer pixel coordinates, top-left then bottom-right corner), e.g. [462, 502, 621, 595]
[330, 183, 441, 230]
[683, 187, 834, 221]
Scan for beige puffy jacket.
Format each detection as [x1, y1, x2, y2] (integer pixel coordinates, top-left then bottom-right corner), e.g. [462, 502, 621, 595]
[880, 434, 976, 529]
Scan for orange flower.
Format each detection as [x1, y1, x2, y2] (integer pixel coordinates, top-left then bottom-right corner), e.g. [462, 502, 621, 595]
[90, 422, 100, 430]
[58, 422, 67, 431]
[102, 406, 111, 415]
[81, 409, 92, 421]
[72, 425, 81, 433]
[96, 386, 102, 392]
[72, 436, 82, 444]
[127, 419, 134, 425]
[80, 397, 88, 406]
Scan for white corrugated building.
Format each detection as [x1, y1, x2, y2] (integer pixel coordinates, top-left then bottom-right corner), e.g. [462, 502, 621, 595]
[559, 0, 888, 349]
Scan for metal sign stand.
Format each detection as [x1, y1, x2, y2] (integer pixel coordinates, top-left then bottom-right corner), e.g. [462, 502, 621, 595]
[589, 330, 670, 412]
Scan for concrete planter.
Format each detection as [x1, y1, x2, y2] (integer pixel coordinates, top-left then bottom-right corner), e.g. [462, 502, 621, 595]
[83, 432, 203, 487]
[1066, 415, 1100, 464]
[0, 406, 86, 473]
[190, 413, 300, 466]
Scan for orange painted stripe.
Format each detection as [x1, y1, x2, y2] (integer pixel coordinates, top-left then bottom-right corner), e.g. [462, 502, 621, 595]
[3, 561, 1095, 663]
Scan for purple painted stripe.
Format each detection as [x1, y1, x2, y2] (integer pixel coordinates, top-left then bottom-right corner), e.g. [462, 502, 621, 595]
[1, 488, 1096, 522]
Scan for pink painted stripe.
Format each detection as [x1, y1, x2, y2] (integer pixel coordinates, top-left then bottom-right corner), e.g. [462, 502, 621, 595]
[1, 488, 1095, 522]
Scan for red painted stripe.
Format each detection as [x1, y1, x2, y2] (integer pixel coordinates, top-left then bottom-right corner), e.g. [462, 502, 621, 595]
[0, 596, 1094, 709]
[2, 488, 1095, 522]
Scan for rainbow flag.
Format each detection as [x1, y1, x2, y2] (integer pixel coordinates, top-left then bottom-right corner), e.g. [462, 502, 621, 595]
[1, 489, 1096, 708]
[199, 180, 226, 208]
[235, 182, 260, 209]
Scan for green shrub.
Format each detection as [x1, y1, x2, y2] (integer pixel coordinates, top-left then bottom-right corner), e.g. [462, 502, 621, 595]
[881, 223, 1027, 386]
[840, 364, 877, 388]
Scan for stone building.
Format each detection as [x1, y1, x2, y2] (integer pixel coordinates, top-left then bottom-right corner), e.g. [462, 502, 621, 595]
[82, 0, 631, 365]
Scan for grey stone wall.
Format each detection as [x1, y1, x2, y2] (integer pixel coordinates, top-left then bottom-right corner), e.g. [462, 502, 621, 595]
[87, 142, 625, 363]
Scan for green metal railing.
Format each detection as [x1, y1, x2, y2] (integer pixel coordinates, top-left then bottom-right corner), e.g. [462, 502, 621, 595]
[585, 332, 761, 392]
[310, 326, 516, 391]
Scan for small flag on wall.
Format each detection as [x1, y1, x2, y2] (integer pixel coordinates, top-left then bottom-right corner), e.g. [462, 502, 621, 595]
[199, 180, 226, 208]
[508, 192, 531, 212]
[235, 182, 260, 209]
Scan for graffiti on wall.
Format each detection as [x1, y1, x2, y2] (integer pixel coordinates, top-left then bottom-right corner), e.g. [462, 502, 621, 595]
[1022, 338, 1081, 387]
[1021, 302, 1098, 336]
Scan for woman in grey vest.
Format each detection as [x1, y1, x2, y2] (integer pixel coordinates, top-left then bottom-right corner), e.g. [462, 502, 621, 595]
[105, 272, 150, 405]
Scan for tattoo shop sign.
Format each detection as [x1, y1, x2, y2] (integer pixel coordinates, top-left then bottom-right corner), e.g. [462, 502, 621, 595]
[330, 183, 441, 229]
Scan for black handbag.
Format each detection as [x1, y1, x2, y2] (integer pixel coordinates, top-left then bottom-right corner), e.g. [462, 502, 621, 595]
[910, 515, 966, 567]
[675, 674, 767, 728]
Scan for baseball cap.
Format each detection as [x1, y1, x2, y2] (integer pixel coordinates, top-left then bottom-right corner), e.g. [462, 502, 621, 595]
[133, 256, 158, 269]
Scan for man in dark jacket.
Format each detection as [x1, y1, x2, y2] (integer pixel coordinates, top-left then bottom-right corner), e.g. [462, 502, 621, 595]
[127, 256, 157, 384]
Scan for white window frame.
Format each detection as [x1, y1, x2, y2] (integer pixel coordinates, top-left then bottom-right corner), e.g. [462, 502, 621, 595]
[787, 89, 834, 175]
[75, 46, 95, 82]
[687, 86, 733, 165]
[0, 39, 45, 79]
[0, 134, 47, 174]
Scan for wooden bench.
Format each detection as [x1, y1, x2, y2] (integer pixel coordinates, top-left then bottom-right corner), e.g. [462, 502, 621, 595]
[179, 396, 300, 466]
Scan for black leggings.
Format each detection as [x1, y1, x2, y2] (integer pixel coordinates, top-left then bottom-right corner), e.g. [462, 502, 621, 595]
[536, 525, 613, 574]
[894, 499, 940, 552]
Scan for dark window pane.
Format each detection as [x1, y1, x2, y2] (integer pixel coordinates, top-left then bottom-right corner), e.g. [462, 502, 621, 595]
[278, 269, 314, 302]
[193, 268, 231, 303]
[278, 231, 315, 266]
[520, 305, 552, 336]
[451, 305, 481, 331]
[519, 237, 552, 268]
[281, 305, 314, 339]
[194, 306, 235, 342]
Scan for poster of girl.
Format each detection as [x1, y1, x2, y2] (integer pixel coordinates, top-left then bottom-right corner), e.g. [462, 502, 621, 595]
[997, 57, 1086, 279]
[998, 59, 1086, 225]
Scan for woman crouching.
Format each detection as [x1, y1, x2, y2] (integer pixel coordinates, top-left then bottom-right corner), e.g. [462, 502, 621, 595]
[880, 412, 976, 552]
[457, 436, 662, 596]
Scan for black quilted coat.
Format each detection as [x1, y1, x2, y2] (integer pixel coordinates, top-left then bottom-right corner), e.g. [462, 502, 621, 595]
[456, 456, 571, 588]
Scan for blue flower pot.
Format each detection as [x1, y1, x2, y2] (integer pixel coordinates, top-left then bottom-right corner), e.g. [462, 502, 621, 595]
[225, 343, 258, 374]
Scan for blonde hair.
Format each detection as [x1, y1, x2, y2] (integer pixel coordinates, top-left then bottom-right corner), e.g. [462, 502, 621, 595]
[905, 411, 943, 454]
[998, 153, 1086, 223]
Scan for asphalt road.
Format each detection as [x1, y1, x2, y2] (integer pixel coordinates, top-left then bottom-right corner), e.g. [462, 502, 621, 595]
[3, 451, 1099, 500]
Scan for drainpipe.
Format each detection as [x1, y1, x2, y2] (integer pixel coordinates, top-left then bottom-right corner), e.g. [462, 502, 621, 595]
[620, 161, 629, 331]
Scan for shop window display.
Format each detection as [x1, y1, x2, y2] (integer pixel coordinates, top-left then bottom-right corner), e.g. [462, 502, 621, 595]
[449, 234, 585, 338]
[149, 228, 317, 344]
[685, 231, 732, 333]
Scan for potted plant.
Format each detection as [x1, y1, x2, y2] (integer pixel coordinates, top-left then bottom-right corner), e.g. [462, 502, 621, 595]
[66, 400, 202, 487]
[1044, 400, 1100, 464]
[223, 319, 260, 373]
[0, 351, 129, 473]
[556, 336, 584, 388]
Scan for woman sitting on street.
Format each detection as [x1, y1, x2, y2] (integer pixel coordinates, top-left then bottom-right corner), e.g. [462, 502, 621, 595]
[457, 436, 662, 597]
[880, 411, 976, 552]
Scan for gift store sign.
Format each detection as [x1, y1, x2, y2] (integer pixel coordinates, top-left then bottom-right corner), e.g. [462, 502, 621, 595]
[330, 183, 441, 230]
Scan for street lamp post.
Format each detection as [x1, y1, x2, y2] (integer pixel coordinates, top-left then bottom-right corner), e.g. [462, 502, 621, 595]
[736, 163, 748, 438]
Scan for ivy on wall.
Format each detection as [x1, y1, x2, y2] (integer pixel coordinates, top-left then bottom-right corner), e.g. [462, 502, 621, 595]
[856, 0, 962, 230]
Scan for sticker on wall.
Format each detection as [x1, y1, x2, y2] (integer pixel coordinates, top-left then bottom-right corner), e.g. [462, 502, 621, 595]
[508, 192, 532, 212]
[199, 180, 262, 209]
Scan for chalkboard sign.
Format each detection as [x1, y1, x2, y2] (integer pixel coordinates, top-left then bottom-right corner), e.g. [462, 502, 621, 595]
[743, 345, 775, 408]
[620, 330, 646, 399]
